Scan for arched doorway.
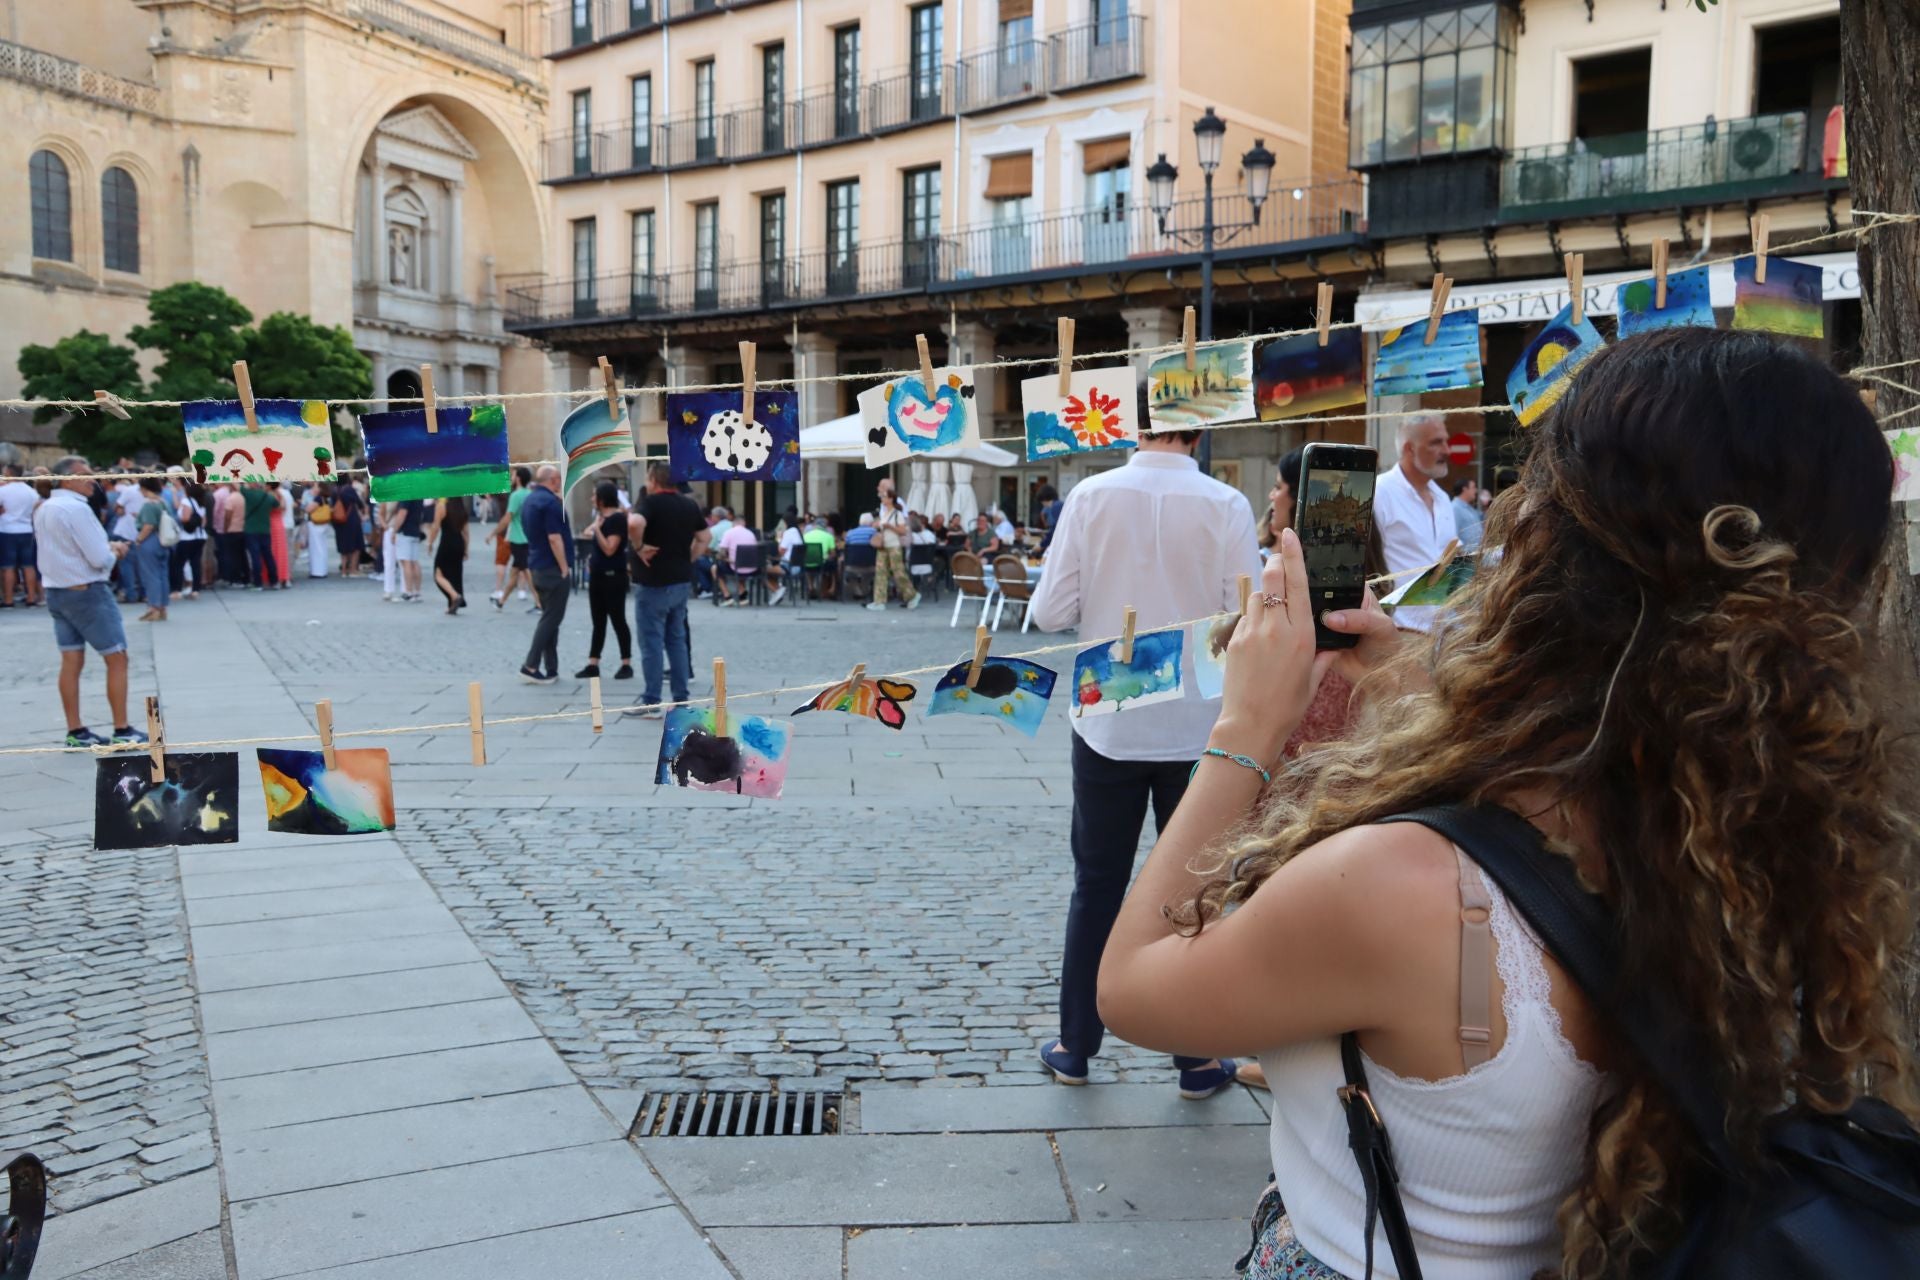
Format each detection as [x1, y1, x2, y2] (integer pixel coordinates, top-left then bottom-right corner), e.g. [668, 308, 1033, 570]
[386, 368, 423, 403]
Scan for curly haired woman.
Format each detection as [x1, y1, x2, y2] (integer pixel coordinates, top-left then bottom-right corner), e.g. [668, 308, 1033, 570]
[1098, 327, 1916, 1279]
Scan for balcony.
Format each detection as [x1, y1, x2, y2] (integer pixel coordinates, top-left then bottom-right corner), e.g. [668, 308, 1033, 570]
[655, 102, 792, 169]
[350, 0, 543, 83]
[792, 85, 866, 149]
[545, 0, 657, 54]
[866, 65, 953, 135]
[955, 41, 1046, 115]
[0, 37, 159, 114]
[1499, 111, 1823, 220]
[504, 179, 1367, 333]
[541, 119, 654, 181]
[1048, 15, 1145, 93]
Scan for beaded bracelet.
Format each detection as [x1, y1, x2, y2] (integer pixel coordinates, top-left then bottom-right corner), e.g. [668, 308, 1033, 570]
[1190, 747, 1272, 787]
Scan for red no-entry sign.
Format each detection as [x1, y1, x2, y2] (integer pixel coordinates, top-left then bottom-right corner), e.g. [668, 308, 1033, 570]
[1448, 433, 1476, 466]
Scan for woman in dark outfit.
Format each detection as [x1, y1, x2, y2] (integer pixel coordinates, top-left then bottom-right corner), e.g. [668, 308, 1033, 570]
[431, 496, 469, 613]
[577, 480, 634, 679]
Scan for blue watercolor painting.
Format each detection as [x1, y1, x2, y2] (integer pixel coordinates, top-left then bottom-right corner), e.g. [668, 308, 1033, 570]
[858, 366, 980, 468]
[667, 391, 802, 483]
[1071, 629, 1185, 719]
[1372, 308, 1484, 397]
[359, 404, 509, 502]
[926, 657, 1058, 737]
[560, 397, 637, 501]
[654, 707, 792, 799]
[183, 399, 334, 485]
[1192, 615, 1233, 700]
[1505, 304, 1607, 427]
[1616, 266, 1715, 337]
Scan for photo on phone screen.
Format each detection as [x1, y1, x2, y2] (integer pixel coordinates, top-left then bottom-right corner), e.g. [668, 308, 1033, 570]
[1294, 444, 1378, 650]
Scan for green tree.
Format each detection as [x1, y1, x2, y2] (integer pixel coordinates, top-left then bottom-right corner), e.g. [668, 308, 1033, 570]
[127, 281, 253, 406]
[242, 312, 375, 459]
[15, 329, 175, 460]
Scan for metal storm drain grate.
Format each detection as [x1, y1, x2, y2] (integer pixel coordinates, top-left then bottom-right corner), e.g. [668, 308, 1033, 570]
[629, 1088, 842, 1138]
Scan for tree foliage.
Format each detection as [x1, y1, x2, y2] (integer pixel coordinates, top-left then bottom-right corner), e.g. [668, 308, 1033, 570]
[243, 312, 374, 458]
[15, 329, 177, 460]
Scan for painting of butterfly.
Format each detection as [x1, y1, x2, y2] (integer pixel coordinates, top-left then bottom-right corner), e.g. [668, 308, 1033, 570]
[792, 675, 917, 731]
[857, 365, 979, 469]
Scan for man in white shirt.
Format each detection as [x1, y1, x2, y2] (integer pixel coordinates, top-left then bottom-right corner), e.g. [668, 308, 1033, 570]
[1026, 397, 1262, 1099]
[0, 464, 43, 607]
[35, 458, 142, 748]
[110, 477, 142, 601]
[1373, 415, 1458, 633]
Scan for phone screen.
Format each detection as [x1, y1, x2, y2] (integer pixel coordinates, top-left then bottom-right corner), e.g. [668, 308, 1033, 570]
[1296, 450, 1377, 649]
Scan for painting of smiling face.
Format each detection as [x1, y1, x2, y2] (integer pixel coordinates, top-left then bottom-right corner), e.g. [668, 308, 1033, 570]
[858, 364, 980, 468]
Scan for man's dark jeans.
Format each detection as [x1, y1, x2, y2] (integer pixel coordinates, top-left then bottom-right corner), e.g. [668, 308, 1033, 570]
[1058, 732, 1208, 1070]
[523, 568, 569, 676]
[245, 532, 278, 587]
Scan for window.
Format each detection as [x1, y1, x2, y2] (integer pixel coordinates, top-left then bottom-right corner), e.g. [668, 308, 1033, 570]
[902, 165, 940, 285]
[30, 150, 72, 262]
[630, 75, 652, 169]
[101, 166, 139, 274]
[572, 217, 597, 314]
[1349, 4, 1514, 167]
[762, 44, 786, 152]
[1092, 0, 1128, 45]
[571, 90, 593, 176]
[759, 192, 785, 299]
[630, 210, 657, 307]
[1572, 48, 1651, 140]
[825, 178, 859, 294]
[984, 152, 1033, 273]
[1753, 15, 1841, 118]
[694, 201, 719, 306]
[571, 0, 592, 45]
[999, 0, 1033, 45]
[694, 60, 717, 160]
[998, 0, 1036, 96]
[910, 3, 944, 113]
[833, 25, 861, 138]
[1082, 143, 1130, 262]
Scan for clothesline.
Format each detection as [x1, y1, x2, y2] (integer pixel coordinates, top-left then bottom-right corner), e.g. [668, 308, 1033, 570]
[3, 213, 1911, 420]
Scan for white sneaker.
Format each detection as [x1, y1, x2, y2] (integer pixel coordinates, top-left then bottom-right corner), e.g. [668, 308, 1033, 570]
[865, 602, 887, 611]
[906, 594, 923, 611]
[383, 593, 397, 602]
[768, 586, 787, 606]
[718, 598, 737, 609]
[489, 590, 504, 602]
[516, 589, 528, 600]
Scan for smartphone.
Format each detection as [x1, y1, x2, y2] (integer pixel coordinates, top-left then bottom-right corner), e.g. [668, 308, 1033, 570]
[1292, 443, 1379, 650]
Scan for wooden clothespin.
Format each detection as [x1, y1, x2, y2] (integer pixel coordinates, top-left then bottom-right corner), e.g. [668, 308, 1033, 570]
[1423, 274, 1453, 346]
[1238, 573, 1253, 615]
[1315, 282, 1334, 348]
[1057, 317, 1076, 397]
[713, 657, 728, 737]
[739, 340, 757, 426]
[1119, 606, 1137, 664]
[1861, 386, 1879, 413]
[966, 626, 991, 690]
[233, 361, 259, 433]
[1564, 252, 1586, 325]
[598, 356, 622, 422]
[467, 681, 486, 766]
[420, 364, 439, 434]
[916, 334, 936, 391]
[1750, 213, 1772, 284]
[589, 676, 604, 735]
[1182, 306, 1197, 371]
[1436, 537, 1463, 574]
[1652, 238, 1671, 310]
[144, 696, 165, 783]
[93, 390, 131, 420]
[315, 699, 337, 771]
[845, 662, 866, 694]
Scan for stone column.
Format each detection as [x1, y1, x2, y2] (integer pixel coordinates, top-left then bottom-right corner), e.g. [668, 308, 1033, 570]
[444, 179, 464, 299]
[943, 318, 996, 436]
[790, 331, 840, 519]
[1120, 306, 1181, 382]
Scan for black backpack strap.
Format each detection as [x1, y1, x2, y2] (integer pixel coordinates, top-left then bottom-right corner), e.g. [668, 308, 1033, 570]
[1379, 805, 1735, 1170]
[1339, 1033, 1425, 1280]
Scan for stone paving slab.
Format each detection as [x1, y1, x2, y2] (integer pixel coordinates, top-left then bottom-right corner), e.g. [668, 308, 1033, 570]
[212, 1040, 578, 1133]
[185, 880, 444, 927]
[33, 1170, 221, 1279]
[289, 1207, 733, 1280]
[855, 1082, 1269, 1133]
[175, 841, 401, 879]
[198, 962, 506, 1034]
[846, 1219, 1250, 1280]
[181, 858, 427, 900]
[65, 1229, 227, 1280]
[640, 1133, 1071, 1227]
[228, 1141, 673, 1278]
[192, 931, 485, 993]
[1054, 1127, 1271, 1222]
[219, 1085, 615, 1199]
[190, 904, 465, 959]
[205, 995, 538, 1079]
[707, 1227, 843, 1280]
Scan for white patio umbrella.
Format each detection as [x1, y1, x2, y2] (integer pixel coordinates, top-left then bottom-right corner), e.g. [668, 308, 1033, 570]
[950, 462, 981, 525]
[924, 460, 953, 523]
[904, 460, 931, 516]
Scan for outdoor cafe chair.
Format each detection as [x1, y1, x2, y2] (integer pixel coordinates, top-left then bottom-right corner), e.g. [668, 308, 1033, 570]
[946, 550, 997, 627]
[991, 554, 1037, 632]
[907, 542, 941, 604]
[729, 542, 766, 606]
[841, 540, 877, 603]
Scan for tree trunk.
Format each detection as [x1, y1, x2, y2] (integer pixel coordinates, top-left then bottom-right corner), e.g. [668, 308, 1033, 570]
[1841, 2, 1920, 1033]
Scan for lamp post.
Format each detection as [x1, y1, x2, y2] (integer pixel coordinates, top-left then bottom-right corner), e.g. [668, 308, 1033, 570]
[1147, 106, 1276, 473]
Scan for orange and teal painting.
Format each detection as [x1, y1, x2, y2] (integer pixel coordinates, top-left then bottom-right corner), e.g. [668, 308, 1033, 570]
[257, 748, 396, 835]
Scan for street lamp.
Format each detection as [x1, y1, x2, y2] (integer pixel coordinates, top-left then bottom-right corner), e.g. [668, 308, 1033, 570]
[1147, 108, 1280, 469]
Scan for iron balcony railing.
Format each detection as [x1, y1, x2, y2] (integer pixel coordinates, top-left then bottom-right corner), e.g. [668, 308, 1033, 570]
[792, 84, 865, 149]
[505, 180, 1366, 330]
[654, 102, 793, 169]
[1049, 14, 1145, 93]
[955, 40, 1046, 114]
[349, 0, 541, 82]
[1500, 111, 1818, 218]
[866, 64, 952, 135]
[540, 119, 657, 180]
[0, 37, 159, 114]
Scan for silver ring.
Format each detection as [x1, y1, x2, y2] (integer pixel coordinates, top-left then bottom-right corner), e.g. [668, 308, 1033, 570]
[1259, 592, 1286, 608]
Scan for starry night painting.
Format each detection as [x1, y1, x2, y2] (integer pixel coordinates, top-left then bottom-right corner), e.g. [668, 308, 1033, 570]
[926, 657, 1058, 737]
[95, 753, 240, 850]
[666, 391, 802, 483]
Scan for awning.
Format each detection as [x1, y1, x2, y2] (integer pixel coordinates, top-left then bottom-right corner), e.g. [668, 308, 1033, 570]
[984, 152, 1034, 200]
[798, 413, 1020, 467]
[1082, 136, 1130, 174]
[1353, 251, 1860, 330]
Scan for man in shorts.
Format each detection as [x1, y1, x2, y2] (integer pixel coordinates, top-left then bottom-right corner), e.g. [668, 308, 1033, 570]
[34, 458, 145, 748]
[490, 466, 534, 607]
[0, 463, 42, 607]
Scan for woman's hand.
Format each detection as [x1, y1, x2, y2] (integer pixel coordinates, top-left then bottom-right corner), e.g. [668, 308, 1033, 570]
[1211, 528, 1332, 768]
[1321, 588, 1400, 687]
